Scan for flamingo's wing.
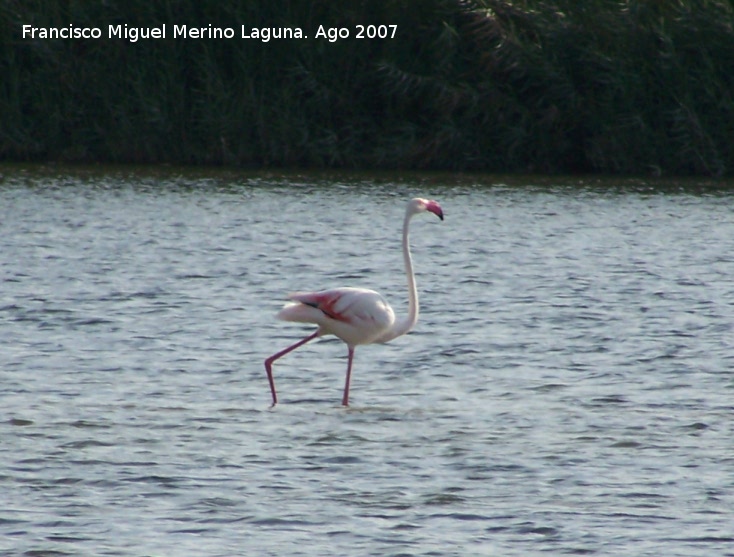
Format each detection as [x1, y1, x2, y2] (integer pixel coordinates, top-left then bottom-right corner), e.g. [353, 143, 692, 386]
[288, 288, 387, 323]
[282, 287, 393, 340]
[288, 291, 342, 320]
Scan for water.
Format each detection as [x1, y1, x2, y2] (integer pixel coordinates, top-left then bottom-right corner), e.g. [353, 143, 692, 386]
[1, 167, 733, 556]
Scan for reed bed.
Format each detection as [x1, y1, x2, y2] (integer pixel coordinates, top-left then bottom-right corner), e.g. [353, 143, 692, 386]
[2, 0, 733, 175]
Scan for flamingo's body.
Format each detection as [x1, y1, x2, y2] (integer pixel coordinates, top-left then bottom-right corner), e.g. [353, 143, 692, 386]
[265, 198, 444, 406]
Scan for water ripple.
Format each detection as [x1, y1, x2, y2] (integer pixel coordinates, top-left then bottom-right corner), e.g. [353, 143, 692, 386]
[1, 173, 733, 556]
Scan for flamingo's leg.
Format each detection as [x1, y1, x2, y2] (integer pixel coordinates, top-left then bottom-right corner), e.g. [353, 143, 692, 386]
[341, 346, 355, 407]
[265, 331, 320, 406]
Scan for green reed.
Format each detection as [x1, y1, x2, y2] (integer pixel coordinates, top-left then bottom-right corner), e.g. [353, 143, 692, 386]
[2, 0, 733, 175]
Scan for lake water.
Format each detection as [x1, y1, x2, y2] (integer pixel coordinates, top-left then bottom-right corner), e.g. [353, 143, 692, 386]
[1, 166, 733, 556]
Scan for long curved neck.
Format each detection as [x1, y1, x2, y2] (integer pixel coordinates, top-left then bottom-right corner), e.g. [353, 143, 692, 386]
[383, 211, 418, 341]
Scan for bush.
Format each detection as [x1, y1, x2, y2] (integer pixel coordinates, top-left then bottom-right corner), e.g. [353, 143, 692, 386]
[2, 0, 733, 175]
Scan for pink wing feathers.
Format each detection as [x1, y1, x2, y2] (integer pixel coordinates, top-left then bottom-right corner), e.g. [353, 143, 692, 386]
[277, 287, 395, 346]
[290, 290, 352, 321]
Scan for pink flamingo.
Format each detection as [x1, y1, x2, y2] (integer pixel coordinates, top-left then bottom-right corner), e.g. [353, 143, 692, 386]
[265, 198, 444, 406]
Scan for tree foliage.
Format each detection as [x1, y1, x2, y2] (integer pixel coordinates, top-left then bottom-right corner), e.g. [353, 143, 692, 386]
[2, 0, 733, 175]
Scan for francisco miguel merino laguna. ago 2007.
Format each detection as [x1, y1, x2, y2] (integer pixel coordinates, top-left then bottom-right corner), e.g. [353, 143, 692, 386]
[21, 23, 398, 43]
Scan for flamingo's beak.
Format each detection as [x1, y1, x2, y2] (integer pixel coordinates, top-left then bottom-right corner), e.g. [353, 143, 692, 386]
[426, 200, 444, 221]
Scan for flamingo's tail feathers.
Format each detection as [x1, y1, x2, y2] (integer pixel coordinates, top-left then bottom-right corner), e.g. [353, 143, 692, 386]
[276, 301, 323, 324]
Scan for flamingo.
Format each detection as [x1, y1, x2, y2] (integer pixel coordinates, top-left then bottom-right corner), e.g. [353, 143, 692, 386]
[265, 197, 444, 406]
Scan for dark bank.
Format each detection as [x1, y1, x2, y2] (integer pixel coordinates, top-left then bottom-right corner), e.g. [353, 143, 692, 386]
[2, 0, 733, 176]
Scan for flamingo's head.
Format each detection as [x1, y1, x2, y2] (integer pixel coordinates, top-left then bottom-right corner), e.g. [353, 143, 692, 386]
[409, 198, 444, 221]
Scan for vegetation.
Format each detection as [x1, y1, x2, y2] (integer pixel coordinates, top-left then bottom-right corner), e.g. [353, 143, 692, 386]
[2, 0, 734, 175]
